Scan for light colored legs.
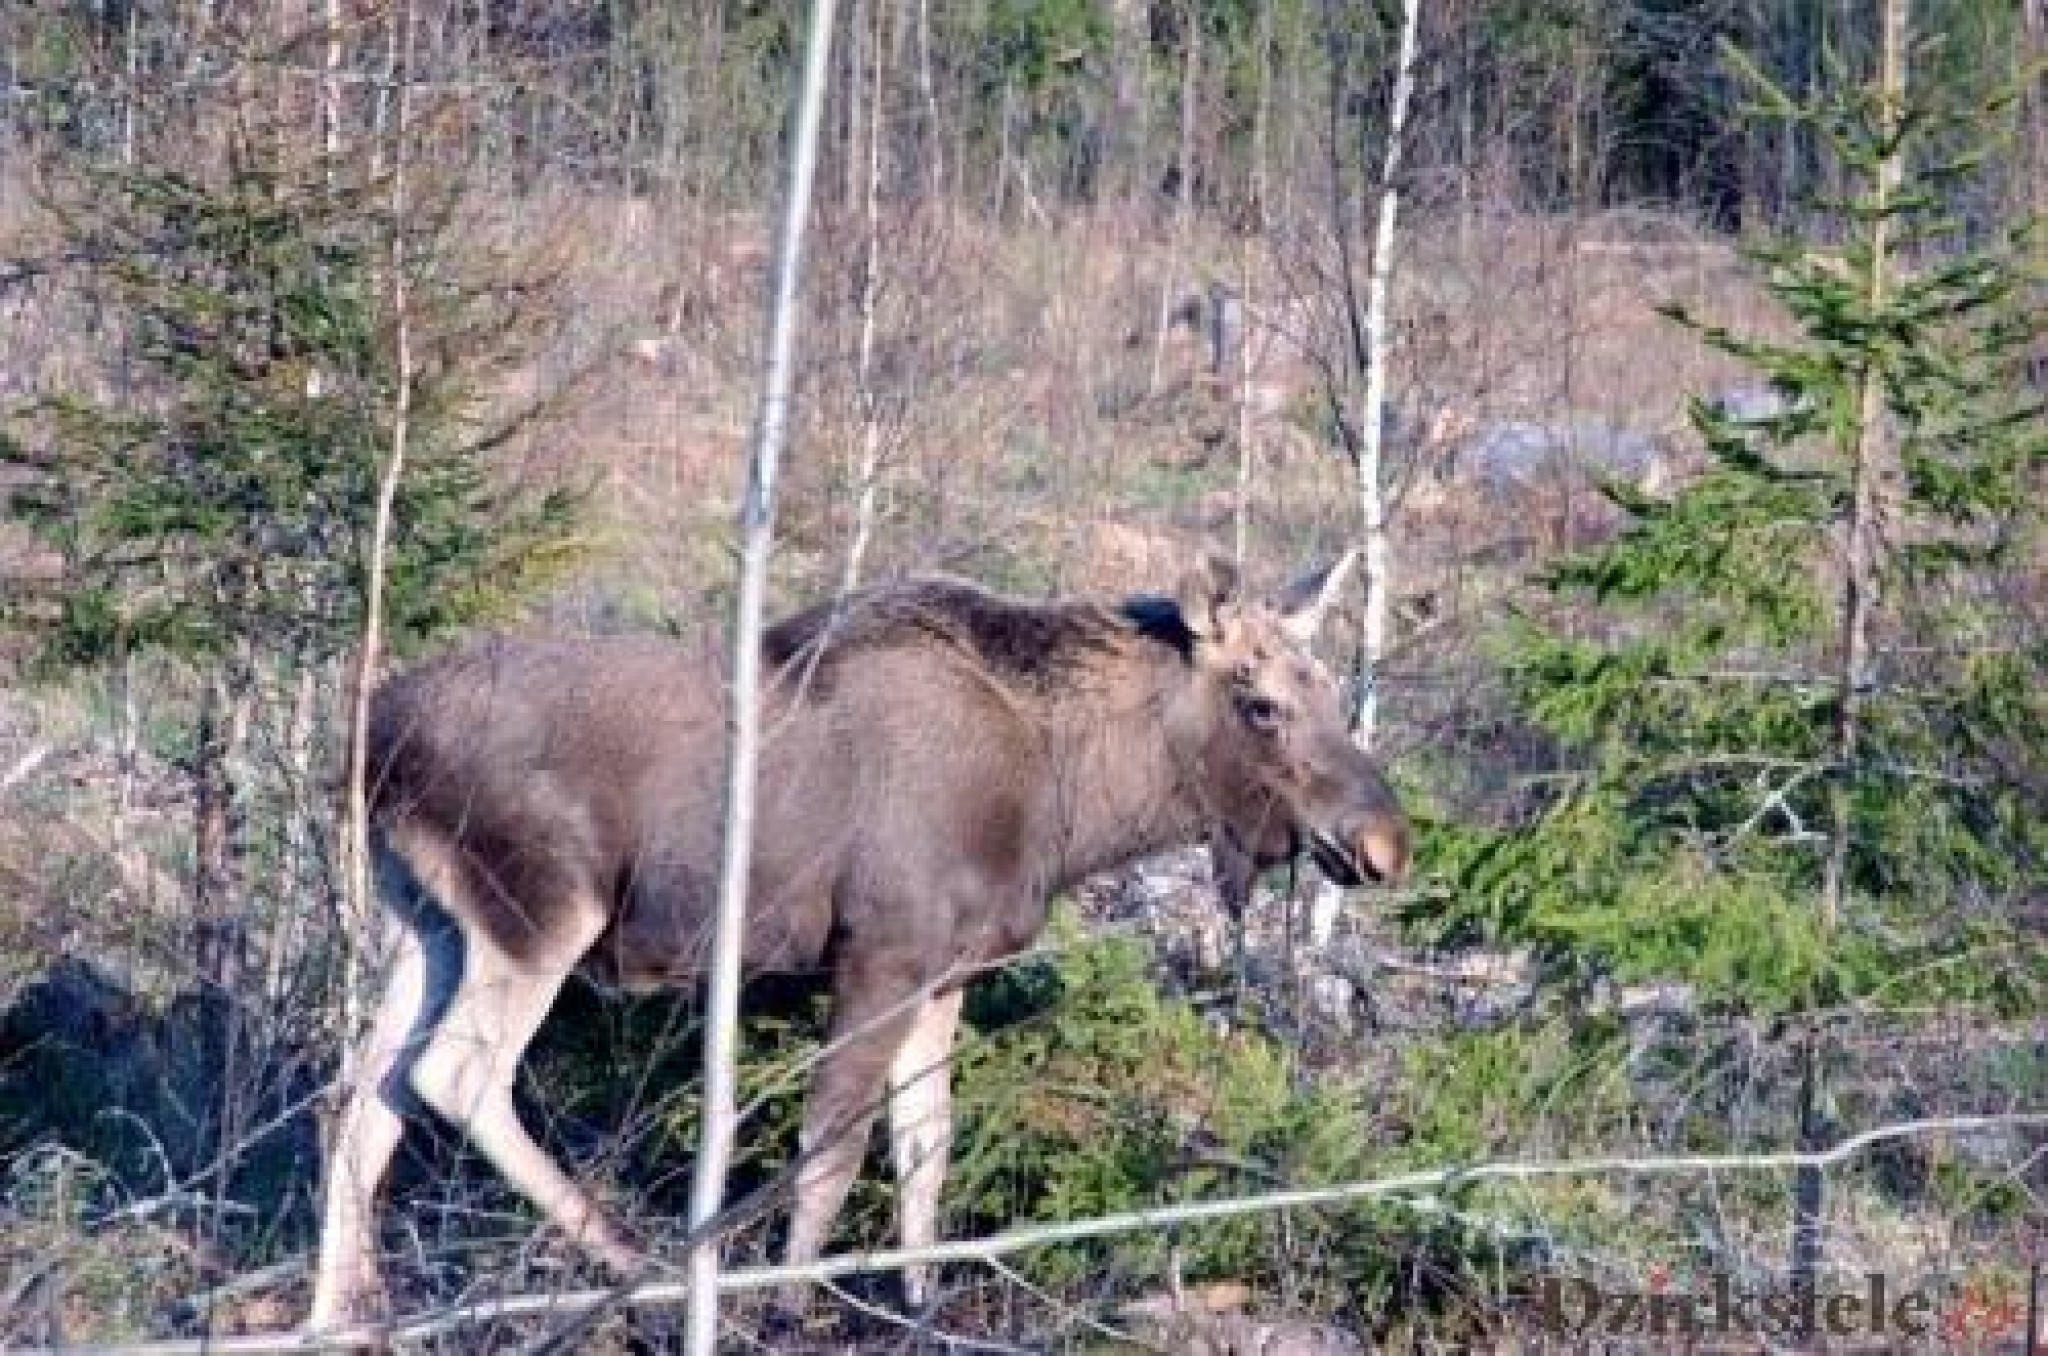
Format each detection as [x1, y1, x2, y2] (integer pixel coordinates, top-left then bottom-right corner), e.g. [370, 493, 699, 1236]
[782, 998, 918, 1277]
[776, 982, 963, 1321]
[1308, 880, 1345, 949]
[310, 843, 972, 1332]
[405, 902, 643, 1279]
[308, 924, 426, 1330]
[887, 989, 963, 1309]
[778, 956, 972, 1321]
[306, 831, 639, 1333]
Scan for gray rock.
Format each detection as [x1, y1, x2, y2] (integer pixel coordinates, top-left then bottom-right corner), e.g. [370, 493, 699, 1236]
[1457, 419, 1667, 490]
[1706, 384, 1805, 424]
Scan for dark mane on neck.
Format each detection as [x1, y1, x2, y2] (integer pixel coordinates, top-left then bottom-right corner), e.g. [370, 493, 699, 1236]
[763, 577, 1192, 691]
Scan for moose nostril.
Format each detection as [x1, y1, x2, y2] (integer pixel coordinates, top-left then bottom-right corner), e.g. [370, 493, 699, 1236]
[1354, 821, 1410, 886]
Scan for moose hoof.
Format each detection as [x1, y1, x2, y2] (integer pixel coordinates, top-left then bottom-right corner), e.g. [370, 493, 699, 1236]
[623, 1303, 685, 1354]
[895, 1270, 943, 1324]
[761, 1293, 811, 1343]
[304, 1280, 388, 1344]
[301, 1310, 393, 1355]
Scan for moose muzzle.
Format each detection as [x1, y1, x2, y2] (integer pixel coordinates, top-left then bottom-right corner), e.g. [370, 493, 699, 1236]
[1307, 812, 1410, 888]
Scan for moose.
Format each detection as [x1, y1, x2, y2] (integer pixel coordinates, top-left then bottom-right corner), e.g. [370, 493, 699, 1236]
[308, 554, 1411, 1330]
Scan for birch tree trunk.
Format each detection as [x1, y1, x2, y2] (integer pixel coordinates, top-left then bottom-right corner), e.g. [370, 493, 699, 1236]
[1310, 0, 1421, 949]
[1351, 0, 1421, 750]
[839, 0, 890, 595]
[320, 0, 342, 165]
[685, 2, 838, 1349]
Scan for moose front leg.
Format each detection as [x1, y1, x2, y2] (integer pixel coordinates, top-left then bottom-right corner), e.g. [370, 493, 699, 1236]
[886, 988, 964, 1311]
[1209, 826, 1259, 1010]
[774, 950, 929, 1326]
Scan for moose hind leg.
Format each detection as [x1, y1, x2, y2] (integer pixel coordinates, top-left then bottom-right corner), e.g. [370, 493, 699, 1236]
[401, 845, 645, 1278]
[887, 989, 964, 1311]
[308, 923, 429, 1330]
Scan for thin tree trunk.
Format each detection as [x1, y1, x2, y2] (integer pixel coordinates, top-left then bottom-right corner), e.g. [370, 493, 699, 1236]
[685, 2, 837, 1350]
[1790, 1028, 1830, 1290]
[1248, 0, 1273, 228]
[271, 664, 322, 1006]
[320, 0, 342, 165]
[112, 654, 137, 853]
[1353, 0, 1421, 748]
[2026, 0, 2045, 227]
[369, 6, 398, 177]
[1800, 0, 1906, 1293]
[1232, 0, 1273, 573]
[1309, 0, 1420, 951]
[1233, 248, 1256, 573]
[1148, 2, 1200, 396]
[839, 0, 890, 595]
[1317, 0, 1369, 410]
[915, 0, 942, 200]
[842, 0, 868, 211]
[121, 2, 138, 166]
[1108, 0, 1150, 208]
[995, 77, 1014, 219]
[1821, 0, 1903, 933]
[192, 671, 246, 990]
[195, 655, 254, 1252]
[340, 0, 417, 1048]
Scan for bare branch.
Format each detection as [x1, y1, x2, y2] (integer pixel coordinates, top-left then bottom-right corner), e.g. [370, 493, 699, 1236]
[57, 1113, 2045, 1355]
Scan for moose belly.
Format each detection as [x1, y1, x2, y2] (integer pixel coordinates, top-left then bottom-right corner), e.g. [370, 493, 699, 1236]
[587, 860, 836, 992]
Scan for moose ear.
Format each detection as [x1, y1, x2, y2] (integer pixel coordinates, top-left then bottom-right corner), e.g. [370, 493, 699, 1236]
[1173, 553, 1240, 641]
[1277, 549, 1358, 644]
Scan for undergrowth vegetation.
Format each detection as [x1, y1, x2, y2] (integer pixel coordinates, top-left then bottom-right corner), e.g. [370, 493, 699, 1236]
[0, 0, 2039, 1347]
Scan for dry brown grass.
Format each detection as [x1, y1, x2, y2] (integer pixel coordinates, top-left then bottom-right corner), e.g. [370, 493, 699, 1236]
[3, 148, 1780, 632]
[497, 190, 1782, 634]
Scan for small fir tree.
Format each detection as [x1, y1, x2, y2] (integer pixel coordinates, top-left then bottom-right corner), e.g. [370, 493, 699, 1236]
[0, 43, 583, 989]
[1426, 18, 2043, 1019]
[1, 147, 579, 676]
[1422, 5, 2041, 1286]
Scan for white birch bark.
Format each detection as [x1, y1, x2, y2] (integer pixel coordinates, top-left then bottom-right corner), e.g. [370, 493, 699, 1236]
[684, 2, 838, 1350]
[839, 0, 889, 595]
[1311, 0, 1422, 949]
[1353, 0, 1421, 750]
[320, 0, 342, 165]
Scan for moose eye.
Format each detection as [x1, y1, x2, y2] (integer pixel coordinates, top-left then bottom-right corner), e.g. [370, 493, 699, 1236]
[1238, 694, 1284, 732]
